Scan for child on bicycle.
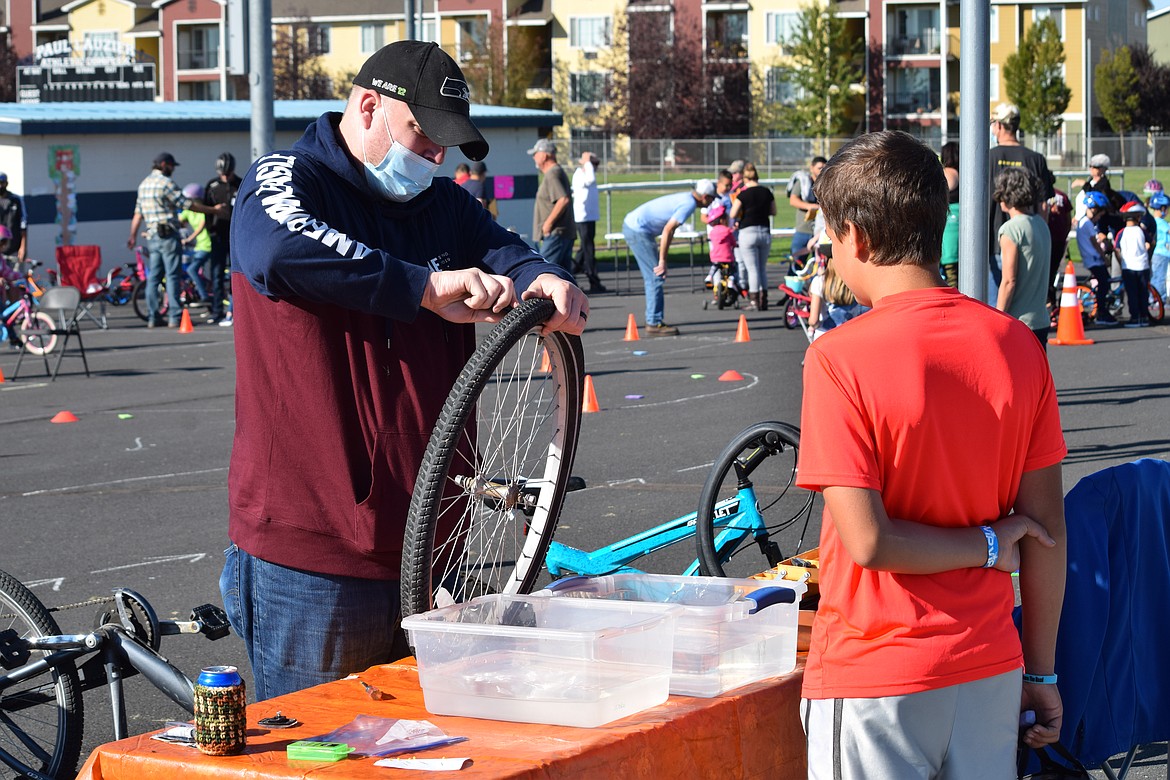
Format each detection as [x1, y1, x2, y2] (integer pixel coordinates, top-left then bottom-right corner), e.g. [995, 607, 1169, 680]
[1148, 192, 1170, 302]
[1117, 202, 1151, 327]
[703, 202, 739, 305]
[1077, 191, 1120, 326]
[805, 252, 866, 341]
[0, 226, 22, 305]
[797, 131, 1066, 779]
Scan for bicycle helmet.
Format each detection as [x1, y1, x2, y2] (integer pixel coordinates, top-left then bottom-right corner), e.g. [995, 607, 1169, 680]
[1082, 191, 1109, 210]
[1144, 179, 1164, 196]
[1150, 193, 1170, 210]
[704, 203, 727, 224]
[215, 152, 236, 175]
[1121, 200, 1146, 214]
[182, 183, 203, 200]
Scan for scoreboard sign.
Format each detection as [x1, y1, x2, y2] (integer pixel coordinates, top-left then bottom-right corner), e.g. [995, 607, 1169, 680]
[16, 63, 157, 103]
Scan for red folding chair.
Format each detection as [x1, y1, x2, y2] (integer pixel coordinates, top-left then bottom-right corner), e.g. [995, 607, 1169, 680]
[55, 245, 108, 329]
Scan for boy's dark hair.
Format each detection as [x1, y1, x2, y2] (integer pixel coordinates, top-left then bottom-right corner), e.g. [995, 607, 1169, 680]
[815, 131, 947, 267]
[993, 168, 1038, 213]
[811, 156, 828, 167]
[717, 170, 732, 183]
[939, 141, 959, 170]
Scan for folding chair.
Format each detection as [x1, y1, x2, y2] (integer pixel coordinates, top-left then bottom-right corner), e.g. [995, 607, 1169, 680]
[1019, 458, 1170, 778]
[13, 285, 90, 381]
[55, 244, 108, 329]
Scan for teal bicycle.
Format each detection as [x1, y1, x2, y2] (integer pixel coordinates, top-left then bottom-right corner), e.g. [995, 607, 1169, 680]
[398, 299, 817, 618]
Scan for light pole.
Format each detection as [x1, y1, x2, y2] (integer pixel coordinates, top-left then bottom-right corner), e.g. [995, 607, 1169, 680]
[825, 84, 840, 157]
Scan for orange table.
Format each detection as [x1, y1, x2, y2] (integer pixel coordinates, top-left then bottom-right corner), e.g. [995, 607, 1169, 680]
[77, 658, 807, 779]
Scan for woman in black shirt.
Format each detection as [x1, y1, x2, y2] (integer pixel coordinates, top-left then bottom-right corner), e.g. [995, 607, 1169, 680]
[730, 162, 777, 310]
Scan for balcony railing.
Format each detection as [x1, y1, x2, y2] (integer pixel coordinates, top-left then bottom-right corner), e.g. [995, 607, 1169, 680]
[177, 50, 220, 70]
[887, 30, 941, 57]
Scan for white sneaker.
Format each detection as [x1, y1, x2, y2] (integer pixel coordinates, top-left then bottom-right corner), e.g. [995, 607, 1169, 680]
[218, 317, 233, 327]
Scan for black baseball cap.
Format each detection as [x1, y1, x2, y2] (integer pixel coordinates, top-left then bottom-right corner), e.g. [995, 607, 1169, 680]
[353, 40, 489, 161]
[153, 152, 179, 167]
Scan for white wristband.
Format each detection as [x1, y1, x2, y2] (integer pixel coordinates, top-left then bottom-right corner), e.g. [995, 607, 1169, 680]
[980, 526, 999, 568]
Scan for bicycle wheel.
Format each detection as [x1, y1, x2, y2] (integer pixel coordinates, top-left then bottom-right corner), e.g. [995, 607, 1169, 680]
[695, 421, 818, 578]
[132, 279, 168, 322]
[1076, 285, 1096, 321]
[1148, 285, 1165, 323]
[400, 298, 584, 618]
[784, 300, 800, 330]
[15, 312, 57, 356]
[0, 569, 84, 780]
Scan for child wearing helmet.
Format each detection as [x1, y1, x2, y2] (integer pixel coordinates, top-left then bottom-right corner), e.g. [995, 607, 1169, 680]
[1148, 192, 1170, 301]
[703, 202, 739, 306]
[179, 183, 213, 303]
[1077, 191, 1120, 326]
[1117, 202, 1152, 326]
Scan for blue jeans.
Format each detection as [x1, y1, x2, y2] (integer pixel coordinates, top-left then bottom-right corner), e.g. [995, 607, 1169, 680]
[738, 226, 772, 293]
[790, 230, 813, 261]
[1152, 253, 1170, 301]
[185, 250, 210, 300]
[219, 544, 402, 700]
[208, 236, 230, 318]
[623, 221, 665, 326]
[539, 230, 573, 273]
[146, 233, 183, 324]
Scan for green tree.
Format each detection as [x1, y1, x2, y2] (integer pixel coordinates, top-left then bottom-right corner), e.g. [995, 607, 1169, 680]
[771, 1, 864, 153]
[1096, 46, 1140, 165]
[1003, 17, 1070, 153]
[272, 18, 334, 100]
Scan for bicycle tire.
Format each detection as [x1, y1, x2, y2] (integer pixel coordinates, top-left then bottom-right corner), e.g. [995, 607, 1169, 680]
[695, 421, 817, 578]
[400, 298, 584, 618]
[0, 569, 84, 780]
[1148, 284, 1165, 323]
[131, 278, 168, 322]
[1076, 285, 1096, 321]
[15, 312, 57, 356]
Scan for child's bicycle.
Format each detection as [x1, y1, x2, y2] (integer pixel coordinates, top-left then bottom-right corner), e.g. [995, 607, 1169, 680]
[1075, 275, 1165, 324]
[0, 570, 232, 779]
[396, 299, 818, 618]
[1, 275, 57, 356]
[702, 262, 740, 310]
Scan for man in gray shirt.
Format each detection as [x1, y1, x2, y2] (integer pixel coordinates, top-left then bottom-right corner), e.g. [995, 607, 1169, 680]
[529, 139, 574, 272]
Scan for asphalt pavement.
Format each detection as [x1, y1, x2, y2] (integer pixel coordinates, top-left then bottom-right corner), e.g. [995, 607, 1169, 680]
[2, 267, 1169, 777]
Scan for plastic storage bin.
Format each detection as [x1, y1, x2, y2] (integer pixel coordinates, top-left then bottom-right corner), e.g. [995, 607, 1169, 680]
[401, 594, 679, 728]
[544, 572, 806, 697]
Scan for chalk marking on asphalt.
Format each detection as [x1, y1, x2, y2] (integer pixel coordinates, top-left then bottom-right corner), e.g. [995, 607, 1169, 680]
[0, 382, 50, 392]
[25, 578, 65, 592]
[606, 478, 646, 487]
[126, 437, 145, 452]
[620, 373, 760, 408]
[20, 467, 227, 497]
[91, 553, 206, 574]
[677, 462, 715, 473]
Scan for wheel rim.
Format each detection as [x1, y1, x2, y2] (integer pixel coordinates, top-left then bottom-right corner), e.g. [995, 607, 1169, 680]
[1149, 287, 1165, 322]
[695, 422, 818, 578]
[402, 301, 583, 617]
[0, 576, 80, 779]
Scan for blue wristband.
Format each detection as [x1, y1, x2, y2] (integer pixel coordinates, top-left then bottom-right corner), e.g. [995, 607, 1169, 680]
[1023, 673, 1058, 685]
[980, 526, 999, 568]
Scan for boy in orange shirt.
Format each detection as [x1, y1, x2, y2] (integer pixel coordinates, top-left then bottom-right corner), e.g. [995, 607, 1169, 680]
[796, 131, 1067, 779]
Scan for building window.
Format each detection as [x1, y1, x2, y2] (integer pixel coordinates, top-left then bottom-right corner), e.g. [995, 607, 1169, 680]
[177, 25, 220, 70]
[765, 67, 802, 104]
[418, 18, 438, 43]
[765, 12, 800, 51]
[1033, 6, 1064, 39]
[360, 24, 384, 53]
[707, 10, 747, 59]
[887, 65, 941, 114]
[305, 24, 330, 55]
[989, 63, 999, 102]
[457, 18, 487, 61]
[570, 71, 610, 105]
[570, 16, 612, 49]
[887, 6, 940, 56]
[178, 80, 221, 100]
[989, 7, 999, 43]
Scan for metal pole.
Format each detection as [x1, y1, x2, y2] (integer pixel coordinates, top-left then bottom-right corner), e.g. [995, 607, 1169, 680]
[957, 0, 989, 302]
[405, 0, 416, 40]
[248, 0, 275, 162]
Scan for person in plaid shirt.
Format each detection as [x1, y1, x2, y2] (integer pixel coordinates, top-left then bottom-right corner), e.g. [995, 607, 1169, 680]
[128, 152, 224, 327]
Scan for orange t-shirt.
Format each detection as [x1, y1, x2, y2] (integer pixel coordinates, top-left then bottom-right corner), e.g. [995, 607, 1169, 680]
[797, 286, 1066, 700]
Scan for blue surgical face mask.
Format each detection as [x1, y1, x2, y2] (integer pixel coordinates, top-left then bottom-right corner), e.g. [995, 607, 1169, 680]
[362, 101, 440, 202]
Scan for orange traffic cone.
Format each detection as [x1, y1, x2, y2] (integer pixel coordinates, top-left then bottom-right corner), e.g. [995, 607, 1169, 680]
[623, 313, 640, 341]
[177, 308, 194, 333]
[718, 369, 744, 381]
[0, 365, 5, 383]
[582, 375, 600, 413]
[50, 410, 78, 423]
[734, 314, 751, 343]
[539, 348, 551, 373]
[1048, 262, 1094, 346]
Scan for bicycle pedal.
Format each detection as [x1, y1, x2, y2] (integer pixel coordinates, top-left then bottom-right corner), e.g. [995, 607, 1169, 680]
[191, 603, 232, 640]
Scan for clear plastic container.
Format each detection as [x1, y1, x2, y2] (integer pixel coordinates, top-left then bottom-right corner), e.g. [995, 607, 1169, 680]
[401, 594, 679, 728]
[543, 573, 806, 697]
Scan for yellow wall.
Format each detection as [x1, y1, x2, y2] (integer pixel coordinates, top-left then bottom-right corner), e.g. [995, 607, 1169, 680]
[68, 0, 138, 42]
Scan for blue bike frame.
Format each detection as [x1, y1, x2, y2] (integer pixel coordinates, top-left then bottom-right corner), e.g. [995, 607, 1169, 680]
[545, 488, 765, 577]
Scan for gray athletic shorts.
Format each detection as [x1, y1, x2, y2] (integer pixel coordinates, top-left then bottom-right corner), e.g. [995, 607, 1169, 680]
[802, 669, 1022, 780]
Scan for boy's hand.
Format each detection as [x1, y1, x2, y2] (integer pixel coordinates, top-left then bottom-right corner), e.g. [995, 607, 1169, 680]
[990, 514, 1055, 573]
[1021, 684, 1063, 748]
